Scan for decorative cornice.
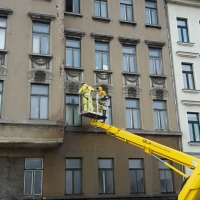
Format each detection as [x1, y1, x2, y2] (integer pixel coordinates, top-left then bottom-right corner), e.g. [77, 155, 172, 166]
[176, 51, 199, 58]
[64, 29, 85, 39]
[28, 12, 56, 21]
[119, 36, 140, 45]
[181, 100, 200, 106]
[0, 8, 13, 16]
[145, 39, 166, 48]
[167, 0, 200, 7]
[91, 32, 114, 42]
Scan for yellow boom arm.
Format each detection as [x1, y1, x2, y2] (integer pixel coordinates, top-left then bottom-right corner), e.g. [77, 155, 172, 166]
[91, 119, 200, 200]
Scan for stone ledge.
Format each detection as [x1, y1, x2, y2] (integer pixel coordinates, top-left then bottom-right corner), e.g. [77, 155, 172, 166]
[92, 16, 111, 22]
[28, 12, 56, 21]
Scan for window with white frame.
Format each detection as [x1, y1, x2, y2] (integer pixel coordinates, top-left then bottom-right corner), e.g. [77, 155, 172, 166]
[95, 42, 109, 70]
[66, 39, 80, 68]
[126, 99, 140, 129]
[129, 159, 145, 194]
[32, 22, 50, 55]
[0, 18, 6, 49]
[120, 0, 133, 21]
[0, 82, 3, 117]
[66, 158, 82, 195]
[153, 101, 168, 130]
[158, 159, 174, 193]
[24, 158, 43, 195]
[149, 48, 162, 75]
[66, 95, 81, 126]
[182, 63, 194, 90]
[98, 158, 114, 194]
[94, 0, 107, 18]
[30, 84, 48, 119]
[145, 1, 158, 25]
[187, 113, 200, 142]
[123, 46, 136, 72]
[66, 0, 80, 13]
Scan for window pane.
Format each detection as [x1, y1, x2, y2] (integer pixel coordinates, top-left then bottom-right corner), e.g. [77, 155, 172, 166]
[183, 73, 188, 89]
[154, 111, 159, 129]
[94, 1, 99, 16]
[74, 106, 81, 126]
[188, 123, 194, 141]
[66, 170, 73, 194]
[74, 49, 80, 67]
[66, 159, 81, 168]
[95, 43, 108, 51]
[33, 34, 40, 54]
[66, 95, 79, 104]
[74, 171, 81, 194]
[129, 159, 142, 168]
[66, 40, 80, 48]
[40, 97, 48, 119]
[66, 0, 73, 12]
[0, 29, 5, 49]
[98, 159, 112, 168]
[101, 2, 107, 18]
[126, 99, 138, 108]
[24, 171, 32, 195]
[25, 158, 43, 169]
[34, 171, 42, 195]
[123, 46, 134, 54]
[145, 8, 150, 24]
[31, 97, 39, 118]
[127, 6, 132, 21]
[129, 56, 136, 72]
[102, 53, 108, 70]
[0, 18, 6, 27]
[153, 101, 165, 109]
[183, 29, 188, 42]
[0, 94, 2, 114]
[182, 64, 191, 71]
[133, 110, 140, 129]
[98, 170, 104, 193]
[177, 19, 186, 26]
[155, 58, 162, 75]
[0, 82, 2, 92]
[74, 0, 80, 13]
[105, 106, 111, 125]
[31, 85, 48, 95]
[123, 55, 128, 72]
[160, 111, 167, 130]
[66, 106, 73, 126]
[41, 35, 49, 54]
[151, 9, 157, 24]
[120, 5, 125, 20]
[121, 0, 132, 4]
[146, 1, 156, 8]
[194, 124, 200, 141]
[178, 28, 182, 41]
[166, 170, 173, 192]
[149, 49, 160, 57]
[159, 170, 166, 192]
[129, 170, 137, 193]
[66, 48, 72, 66]
[95, 52, 101, 69]
[126, 109, 132, 128]
[137, 170, 144, 193]
[188, 74, 194, 89]
[150, 58, 155, 74]
[187, 113, 198, 121]
[33, 23, 49, 33]
[106, 170, 114, 193]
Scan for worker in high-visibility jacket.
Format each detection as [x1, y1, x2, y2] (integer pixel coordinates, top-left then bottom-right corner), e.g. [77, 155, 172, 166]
[78, 83, 94, 111]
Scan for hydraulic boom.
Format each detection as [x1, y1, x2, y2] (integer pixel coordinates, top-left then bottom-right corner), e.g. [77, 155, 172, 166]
[91, 119, 200, 200]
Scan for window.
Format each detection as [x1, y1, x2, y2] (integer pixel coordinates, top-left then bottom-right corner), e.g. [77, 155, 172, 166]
[129, 159, 145, 194]
[158, 159, 174, 193]
[149, 49, 162, 75]
[187, 113, 200, 142]
[153, 101, 168, 130]
[177, 19, 189, 42]
[94, 0, 107, 18]
[105, 98, 112, 124]
[182, 63, 194, 90]
[123, 46, 136, 72]
[120, 0, 133, 21]
[66, 39, 80, 68]
[66, 158, 82, 195]
[126, 99, 140, 129]
[95, 43, 109, 70]
[66, 95, 81, 126]
[32, 22, 50, 55]
[0, 18, 6, 49]
[30, 84, 48, 119]
[0, 82, 3, 117]
[98, 158, 114, 194]
[24, 158, 43, 195]
[145, 1, 158, 25]
[66, 0, 80, 13]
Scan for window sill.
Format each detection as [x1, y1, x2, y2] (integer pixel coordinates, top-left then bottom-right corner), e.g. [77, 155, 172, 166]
[145, 24, 161, 29]
[119, 20, 137, 26]
[122, 72, 140, 76]
[65, 66, 84, 71]
[182, 89, 200, 94]
[0, 49, 8, 54]
[149, 74, 167, 78]
[29, 53, 53, 58]
[176, 51, 199, 58]
[177, 41, 194, 47]
[64, 12, 83, 18]
[188, 142, 200, 146]
[94, 69, 113, 73]
[92, 16, 111, 23]
[181, 100, 200, 106]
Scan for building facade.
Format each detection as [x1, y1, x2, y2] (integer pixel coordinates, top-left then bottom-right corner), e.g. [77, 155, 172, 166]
[0, 0, 183, 199]
[167, 0, 200, 176]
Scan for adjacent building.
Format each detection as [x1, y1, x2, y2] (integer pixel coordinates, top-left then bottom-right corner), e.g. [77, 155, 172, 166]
[167, 0, 200, 176]
[0, 0, 183, 199]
